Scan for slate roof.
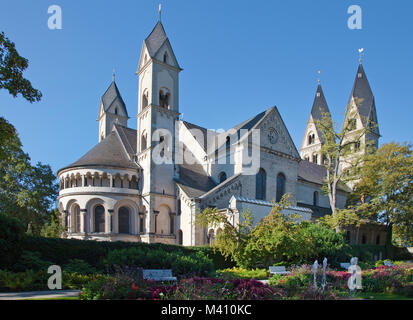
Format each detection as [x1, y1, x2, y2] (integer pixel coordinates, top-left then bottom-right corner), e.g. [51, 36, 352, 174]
[309, 84, 331, 143]
[114, 124, 137, 156]
[311, 84, 331, 122]
[58, 128, 138, 173]
[298, 160, 351, 192]
[174, 149, 216, 198]
[100, 81, 128, 117]
[348, 64, 379, 135]
[144, 21, 168, 58]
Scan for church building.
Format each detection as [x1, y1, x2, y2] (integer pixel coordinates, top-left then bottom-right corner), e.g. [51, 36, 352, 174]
[57, 19, 385, 247]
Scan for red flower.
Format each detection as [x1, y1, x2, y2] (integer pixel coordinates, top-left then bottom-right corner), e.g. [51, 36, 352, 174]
[132, 283, 139, 291]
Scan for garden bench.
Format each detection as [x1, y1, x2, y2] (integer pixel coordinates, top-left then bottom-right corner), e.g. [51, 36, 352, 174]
[269, 266, 291, 275]
[142, 269, 177, 281]
[340, 263, 350, 270]
[383, 261, 394, 267]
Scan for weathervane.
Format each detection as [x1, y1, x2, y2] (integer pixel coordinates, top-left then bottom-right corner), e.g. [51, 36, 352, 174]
[358, 48, 364, 64]
[112, 68, 115, 82]
[158, 4, 162, 22]
[317, 70, 321, 84]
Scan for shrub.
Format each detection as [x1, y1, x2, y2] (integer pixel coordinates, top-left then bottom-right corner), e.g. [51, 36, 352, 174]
[216, 267, 269, 280]
[104, 247, 214, 277]
[16, 236, 229, 272]
[0, 213, 25, 269]
[63, 259, 98, 275]
[12, 251, 54, 272]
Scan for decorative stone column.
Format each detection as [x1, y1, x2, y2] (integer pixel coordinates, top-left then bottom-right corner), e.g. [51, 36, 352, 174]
[107, 209, 114, 234]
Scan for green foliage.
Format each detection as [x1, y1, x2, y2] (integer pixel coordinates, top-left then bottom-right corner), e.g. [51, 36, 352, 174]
[12, 250, 54, 272]
[350, 142, 413, 246]
[197, 195, 347, 268]
[0, 269, 107, 292]
[0, 32, 42, 102]
[0, 213, 25, 269]
[104, 246, 214, 277]
[63, 259, 97, 275]
[12, 236, 227, 274]
[216, 267, 269, 280]
[40, 209, 65, 238]
[0, 118, 59, 235]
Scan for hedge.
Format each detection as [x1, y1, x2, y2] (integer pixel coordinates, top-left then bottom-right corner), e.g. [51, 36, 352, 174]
[16, 236, 235, 271]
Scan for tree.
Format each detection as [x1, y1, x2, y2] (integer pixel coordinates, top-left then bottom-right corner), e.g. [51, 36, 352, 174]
[0, 118, 58, 234]
[0, 32, 42, 103]
[349, 142, 413, 246]
[315, 105, 370, 229]
[196, 195, 346, 268]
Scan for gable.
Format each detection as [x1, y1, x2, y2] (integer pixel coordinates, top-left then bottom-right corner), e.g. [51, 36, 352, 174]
[252, 107, 300, 159]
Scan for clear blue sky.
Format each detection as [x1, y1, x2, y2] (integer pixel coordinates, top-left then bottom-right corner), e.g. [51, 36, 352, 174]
[1, 0, 412, 173]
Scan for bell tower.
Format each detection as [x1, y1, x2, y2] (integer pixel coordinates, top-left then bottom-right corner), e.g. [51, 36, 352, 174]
[136, 18, 182, 242]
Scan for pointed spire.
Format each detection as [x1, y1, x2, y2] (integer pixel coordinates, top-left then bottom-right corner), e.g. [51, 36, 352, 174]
[317, 70, 321, 84]
[112, 68, 115, 82]
[158, 3, 162, 22]
[311, 83, 330, 122]
[348, 63, 379, 135]
[101, 81, 128, 117]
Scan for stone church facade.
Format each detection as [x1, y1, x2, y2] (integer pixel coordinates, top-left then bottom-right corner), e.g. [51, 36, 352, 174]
[57, 20, 384, 246]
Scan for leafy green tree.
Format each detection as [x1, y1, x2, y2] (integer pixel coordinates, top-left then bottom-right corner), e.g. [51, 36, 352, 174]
[196, 195, 346, 268]
[350, 142, 413, 246]
[40, 208, 65, 238]
[315, 107, 368, 220]
[0, 32, 42, 103]
[0, 118, 58, 234]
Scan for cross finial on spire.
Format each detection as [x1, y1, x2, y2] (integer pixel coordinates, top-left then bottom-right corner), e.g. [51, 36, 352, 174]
[158, 3, 162, 22]
[112, 68, 115, 82]
[317, 70, 321, 84]
[358, 48, 364, 64]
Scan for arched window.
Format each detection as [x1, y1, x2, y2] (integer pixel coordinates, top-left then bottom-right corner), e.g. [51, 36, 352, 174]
[313, 191, 319, 206]
[142, 91, 148, 110]
[163, 51, 168, 63]
[178, 229, 183, 245]
[141, 132, 147, 151]
[114, 107, 118, 115]
[94, 205, 105, 233]
[308, 133, 315, 145]
[276, 173, 286, 202]
[218, 172, 227, 184]
[71, 204, 80, 233]
[256, 168, 266, 200]
[118, 207, 130, 234]
[312, 153, 318, 164]
[159, 90, 170, 109]
[226, 136, 230, 152]
[376, 234, 381, 245]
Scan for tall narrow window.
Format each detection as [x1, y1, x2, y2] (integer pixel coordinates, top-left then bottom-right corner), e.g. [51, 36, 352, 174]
[141, 132, 147, 151]
[163, 51, 168, 63]
[94, 205, 105, 233]
[276, 173, 286, 202]
[118, 207, 130, 234]
[313, 191, 319, 206]
[142, 92, 148, 109]
[256, 168, 266, 200]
